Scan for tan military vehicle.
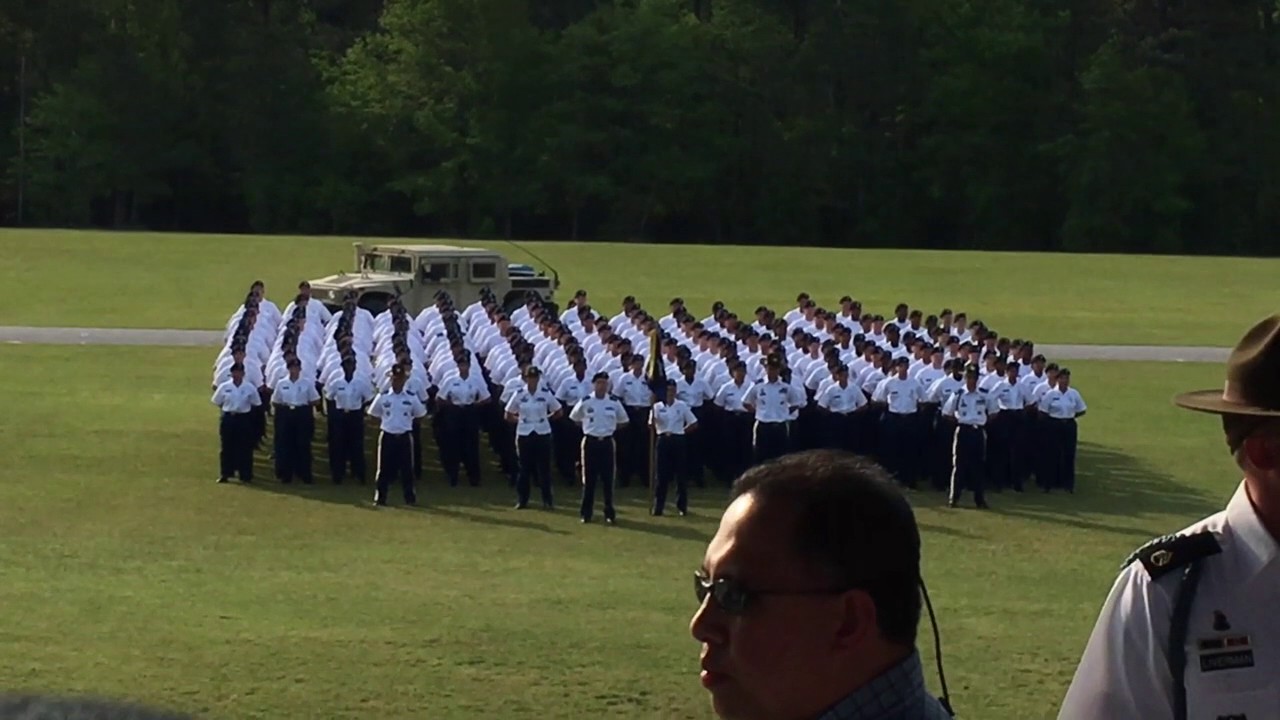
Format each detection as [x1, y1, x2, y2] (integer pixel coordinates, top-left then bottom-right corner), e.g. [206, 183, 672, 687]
[308, 242, 560, 317]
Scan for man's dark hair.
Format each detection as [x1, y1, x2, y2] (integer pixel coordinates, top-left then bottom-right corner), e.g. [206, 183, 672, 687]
[730, 450, 922, 646]
[0, 694, 194, 720]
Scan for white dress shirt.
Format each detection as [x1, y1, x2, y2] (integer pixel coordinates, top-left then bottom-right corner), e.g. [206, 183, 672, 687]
[1039, 387, 1087, 419]
[715, 381, 751, 413]
[570, 395, 629, 437]
[437, 374, 491, 406]
[614, 373, 654, 408]
[1059, 481, 1280, 720]
[873, 376, 925, 415]
[273, 377, 320, 408]
[742, 379, 804, 423]
[369, 389, 427, 433]
[817, 382, 868, 414]
[505, 388, 563, 436]
[650, 399, 697, 435]
[211, 381, 262, 413]
[325, 375, 375, 411]
[942, 388, 993, 427]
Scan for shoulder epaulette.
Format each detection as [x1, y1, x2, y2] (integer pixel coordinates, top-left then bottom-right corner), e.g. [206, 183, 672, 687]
[1122, 531, 1222, 579]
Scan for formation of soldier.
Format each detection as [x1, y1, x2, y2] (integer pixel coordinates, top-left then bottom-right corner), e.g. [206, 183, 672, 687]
[209, 283, 1088, 519]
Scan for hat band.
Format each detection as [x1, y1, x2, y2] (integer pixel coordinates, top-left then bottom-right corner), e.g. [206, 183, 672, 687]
[1223, 381, 1280, 412]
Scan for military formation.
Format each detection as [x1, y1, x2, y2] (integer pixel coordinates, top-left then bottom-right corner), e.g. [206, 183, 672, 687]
[210, 283, 1088, 520]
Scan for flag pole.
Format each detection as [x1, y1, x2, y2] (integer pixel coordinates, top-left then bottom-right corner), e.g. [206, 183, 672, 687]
[646, 328, 663, 511]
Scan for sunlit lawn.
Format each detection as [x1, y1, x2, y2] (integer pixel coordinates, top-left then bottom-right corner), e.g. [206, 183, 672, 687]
[2, 228, 1275, 345]
[0, 345, 1237, 719]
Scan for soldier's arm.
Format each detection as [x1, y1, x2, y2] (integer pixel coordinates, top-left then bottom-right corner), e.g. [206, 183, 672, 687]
[1059, 563, 1175, 719]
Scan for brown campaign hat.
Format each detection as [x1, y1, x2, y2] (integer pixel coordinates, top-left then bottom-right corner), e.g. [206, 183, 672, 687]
[1174, 314, 1280, 417]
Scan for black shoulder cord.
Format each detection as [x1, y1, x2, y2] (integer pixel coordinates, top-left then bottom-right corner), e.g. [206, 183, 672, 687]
[1168, 560, 1205, 720]
[920, 579, 955, 717]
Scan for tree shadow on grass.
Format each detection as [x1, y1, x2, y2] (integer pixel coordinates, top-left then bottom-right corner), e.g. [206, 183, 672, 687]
[983, 441, 1221, 539]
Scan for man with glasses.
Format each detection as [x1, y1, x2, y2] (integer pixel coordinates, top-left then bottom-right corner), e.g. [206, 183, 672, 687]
[1059, 314, 1280, 719]
[690, 450, 952, 720]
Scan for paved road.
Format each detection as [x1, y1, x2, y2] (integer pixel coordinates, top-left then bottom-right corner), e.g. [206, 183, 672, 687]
[0, 325, 1233, 362]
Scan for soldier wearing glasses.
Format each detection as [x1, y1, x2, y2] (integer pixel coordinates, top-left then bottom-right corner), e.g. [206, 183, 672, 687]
[691, 450, 951, 720]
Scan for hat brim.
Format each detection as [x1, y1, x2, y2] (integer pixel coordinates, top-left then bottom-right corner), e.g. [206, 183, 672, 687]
[1173, 390, 1280, 417]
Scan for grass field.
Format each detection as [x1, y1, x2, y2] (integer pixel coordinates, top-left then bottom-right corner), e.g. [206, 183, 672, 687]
[2, 228, 1277, 345]
[0, 342, 1239, 719]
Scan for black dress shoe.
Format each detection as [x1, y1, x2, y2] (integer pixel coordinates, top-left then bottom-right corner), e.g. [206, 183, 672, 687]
[976, 501, 990, 509]
[605, 517, 616, 525]
[947, 500, 958, 508]
[580, 517, 591, 524]
[513, 503, 528, 510]
[678, 510, 687, 517]
[216, 476, 229, 484]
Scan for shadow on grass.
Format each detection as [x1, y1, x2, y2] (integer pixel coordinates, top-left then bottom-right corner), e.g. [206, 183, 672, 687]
[982, 441, 1220, 539]
[238, 417, 722, 540]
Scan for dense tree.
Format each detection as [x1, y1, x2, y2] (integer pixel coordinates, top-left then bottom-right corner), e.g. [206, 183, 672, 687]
[3, 0, 1280, 255]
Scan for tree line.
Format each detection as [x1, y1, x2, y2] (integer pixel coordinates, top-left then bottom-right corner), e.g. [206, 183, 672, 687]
[2, 0, 1279, 255]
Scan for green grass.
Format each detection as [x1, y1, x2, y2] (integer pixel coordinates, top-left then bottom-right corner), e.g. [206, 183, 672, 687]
[2, 228, 1277, 345]
[0, 344, 1239, 719]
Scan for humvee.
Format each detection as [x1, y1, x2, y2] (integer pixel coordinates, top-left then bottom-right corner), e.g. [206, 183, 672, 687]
[307, 242, 560, 317]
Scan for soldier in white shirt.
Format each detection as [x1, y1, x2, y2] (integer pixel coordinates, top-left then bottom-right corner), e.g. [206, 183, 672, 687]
[1037, 368, 1088, 493]
[435, 354, 491, 487]
[675, 361, 715, 487]
[569, 372, 629, 523]
[923, 360, 966, 490]
[613, 354, 656, 487]
[742, 355, 805, 464]
[1060, 314, 1280, 720]
[872, 356, 926, 488]
[552, 356, 593, 486]
[324, 357, 374, 485]
[281, 282, 333, 330]
[650, 380, 699, 517]
[368, 365, 428, 507]
[212, 363, 262, 484]
[505, 366, 564, 509]
[988, 361, 1026, 492]
[714, 361, 754, 483]
[270, 357, 322, 484]
[941, 365, 993, 509]
[816, 364, 868, 452]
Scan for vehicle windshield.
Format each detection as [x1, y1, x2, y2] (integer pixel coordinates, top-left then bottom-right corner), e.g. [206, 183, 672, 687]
[361, 253, 413, 274]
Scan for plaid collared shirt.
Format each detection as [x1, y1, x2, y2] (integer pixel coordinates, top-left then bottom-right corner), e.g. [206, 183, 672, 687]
[815, 651, 951, 720]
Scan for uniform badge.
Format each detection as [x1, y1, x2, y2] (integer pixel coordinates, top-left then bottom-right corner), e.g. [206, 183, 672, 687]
[1197, 634, 1254, 673]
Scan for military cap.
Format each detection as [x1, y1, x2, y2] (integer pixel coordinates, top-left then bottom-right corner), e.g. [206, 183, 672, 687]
[390, 365, 406, 378]
[1033, 354, 1047, 363]
[341, 357, 357, 368]
[523, 365, 542, 379]
[1046, 362, 1061, 372]
[1059, 368, 1072, 378]
[286, 357, 301, 369]
[765, 354, 784, 369]
[893, 356, 910, 367]
[964, 363, 980, 377]
[834, 364, 849, 375]
[591, 371, 609, 383]
[230, 362, 245, 373]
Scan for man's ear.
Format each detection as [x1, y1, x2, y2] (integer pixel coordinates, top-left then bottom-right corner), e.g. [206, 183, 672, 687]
[832, 589, 878, 651]
[1242, 433, 1280, 472]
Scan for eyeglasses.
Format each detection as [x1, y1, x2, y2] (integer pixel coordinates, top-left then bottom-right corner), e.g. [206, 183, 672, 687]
[694, 571, 850, 615]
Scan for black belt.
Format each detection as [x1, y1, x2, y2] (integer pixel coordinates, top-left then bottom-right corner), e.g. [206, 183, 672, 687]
[959, 423, 985, 429]
[657, 432, 685, 437]
[381, 430, 410, 436]
[585, 435, 613, 440]
[222, 410, 250, 416]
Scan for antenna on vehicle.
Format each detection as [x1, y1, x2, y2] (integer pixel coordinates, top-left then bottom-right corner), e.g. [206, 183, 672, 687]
[502, 238, 560, 290]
